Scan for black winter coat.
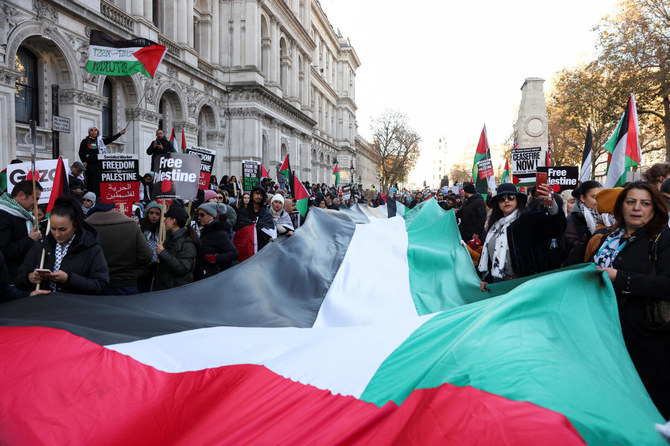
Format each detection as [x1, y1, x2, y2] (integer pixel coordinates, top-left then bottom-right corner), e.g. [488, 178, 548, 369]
[481, 206, 566, 282]
[458, 193, 487, 241]
[0, 210, 34, 284]
[194, 219, 238, 281]
[15, 222, 109, 294]
[590, 226, 670, 418]
[146, 137, 174, 171]
[154, 227, 197, 290]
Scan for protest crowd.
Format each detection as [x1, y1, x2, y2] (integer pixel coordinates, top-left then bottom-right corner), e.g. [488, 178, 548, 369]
[0, 125, 670, 425]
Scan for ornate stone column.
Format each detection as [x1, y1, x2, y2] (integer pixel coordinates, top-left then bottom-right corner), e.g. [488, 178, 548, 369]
[211, 0, 220, 65]
[0, 67, 19, 167]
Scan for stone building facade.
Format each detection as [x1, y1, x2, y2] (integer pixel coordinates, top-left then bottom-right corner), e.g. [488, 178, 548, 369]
[1, 0, 377, 187]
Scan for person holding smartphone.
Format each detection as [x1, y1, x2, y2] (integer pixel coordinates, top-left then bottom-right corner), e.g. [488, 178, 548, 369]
[15, 196, 109, 294]
[478, 182, 566, 290]
[146, 129, 174, 171]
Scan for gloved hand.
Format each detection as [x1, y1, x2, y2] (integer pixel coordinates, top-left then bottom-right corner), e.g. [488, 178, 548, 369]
[204, 254, 217, 264]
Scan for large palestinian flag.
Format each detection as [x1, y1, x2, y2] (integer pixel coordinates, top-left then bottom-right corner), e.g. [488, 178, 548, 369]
[86, 30, 167, 79]
[0, 201, 665, 444]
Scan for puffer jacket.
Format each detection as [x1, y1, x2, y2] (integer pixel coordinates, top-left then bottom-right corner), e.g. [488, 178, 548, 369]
[154, 227, 197, 290]
[15, 222, 109, 294]
[194, 219, 238, 281]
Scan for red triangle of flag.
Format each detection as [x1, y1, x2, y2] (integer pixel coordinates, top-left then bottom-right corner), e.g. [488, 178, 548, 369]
[133, 44, 167, 78]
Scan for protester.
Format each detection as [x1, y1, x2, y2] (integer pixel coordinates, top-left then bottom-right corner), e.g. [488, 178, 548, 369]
[209, 175, 219, 190]
[154, 205, 199, 291]
[228, 175, 241, 202]
[0, 179, 42, 283]
[409, 191, 424, 209]
[16, 196, 109, 294]
[661, 178, 670, 216]
[590, 181, 670, 418]
[68, 161, 86, 198]
[146, 129, 173, 171]
[458, 182, 487, 243]
[270, 194, 294, 237]
[86, 202, 153, 295]
[583, 187, 624, 261]
[479, 183, 566, 287]
[643, 162, 670, 190]
[234, 186, 275, 253]
[81, 192, 96, 216]
[194, 203, 238, 281]
[203, 189, 218, 203]
[139, 173, 153, 204]
[562, 181, 604, 265]
[79, 125, 126, 196]
[137, 201, 161, 292]
[560, 189, 576, 215]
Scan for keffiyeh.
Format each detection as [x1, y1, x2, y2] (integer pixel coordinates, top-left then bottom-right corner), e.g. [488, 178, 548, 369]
[478, 209, 519, 280]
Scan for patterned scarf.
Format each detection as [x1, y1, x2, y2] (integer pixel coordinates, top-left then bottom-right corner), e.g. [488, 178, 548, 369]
[0, 193, 35, 229]
[88, 127, 107, 154]
[593, 228, 630, 269]
[578, 202, 600, 235]
[478, 209, 519, 279]
[51, 234, 75, 292]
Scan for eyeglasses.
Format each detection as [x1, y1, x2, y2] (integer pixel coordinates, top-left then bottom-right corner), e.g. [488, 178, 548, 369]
[217, 196, 224, 200]
[499, 194, 517, 202]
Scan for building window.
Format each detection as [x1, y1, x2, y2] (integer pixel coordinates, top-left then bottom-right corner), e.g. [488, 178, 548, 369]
[15, 47, 39, 125]
[101, 79, 113, 138]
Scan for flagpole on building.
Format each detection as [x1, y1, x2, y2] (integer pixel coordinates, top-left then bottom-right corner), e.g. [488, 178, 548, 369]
[124, 77, 154, 132]
[29, 120, 39, 224]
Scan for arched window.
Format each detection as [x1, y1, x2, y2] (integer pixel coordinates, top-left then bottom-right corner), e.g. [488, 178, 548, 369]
[101, 79, 113, 138]
[15, 47, 39, 125]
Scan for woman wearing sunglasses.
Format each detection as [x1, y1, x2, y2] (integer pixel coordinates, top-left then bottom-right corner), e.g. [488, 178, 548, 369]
[478, 182, 566, 290]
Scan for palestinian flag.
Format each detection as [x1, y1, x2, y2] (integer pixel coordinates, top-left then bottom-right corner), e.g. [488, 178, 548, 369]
[333, 163, 340, 187]
[293, 172, 310, 216]
[501, 158, 520, 185]
[45, 157, 68, 217]
[258, 163, 270, 180]
[0, 201, 665, 444]
[279, 154, 291, 193]
[169, 127, 177, 152]
[580, 125, 593, 183]
[0, 168, 6, 194]
[86, 30, 166, 79]
[472, 125, 495, 196]
[603, 94, 642, 188]
[181, 129, 187, 152]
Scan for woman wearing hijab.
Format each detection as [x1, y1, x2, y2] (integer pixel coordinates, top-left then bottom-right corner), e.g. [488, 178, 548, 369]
[78, 125, 126, 197]
[478, 183, 566, 289]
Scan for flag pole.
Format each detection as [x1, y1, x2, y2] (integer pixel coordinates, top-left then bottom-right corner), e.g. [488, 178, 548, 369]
[124, 76, 154, 132]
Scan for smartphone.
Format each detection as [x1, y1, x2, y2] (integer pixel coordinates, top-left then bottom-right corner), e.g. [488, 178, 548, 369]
[35, 268, 52, 275]
[535, 172, 551, 206]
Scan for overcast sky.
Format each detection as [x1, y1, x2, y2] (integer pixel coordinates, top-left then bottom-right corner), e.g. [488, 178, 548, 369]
[321, 0, 619, 181]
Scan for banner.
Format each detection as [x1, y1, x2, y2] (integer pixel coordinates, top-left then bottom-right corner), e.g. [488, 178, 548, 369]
[511, 147, 542, 185]
[535, 166, 579, 192]
[99, 155, 139, 210]
[152, 153, 200, 200]
[242, 160, 261, 191]
[184, 146, 216, 190]
[7, 159, 69, 204]
[342, 184, 352, 201]
[476, 159, 494, 180]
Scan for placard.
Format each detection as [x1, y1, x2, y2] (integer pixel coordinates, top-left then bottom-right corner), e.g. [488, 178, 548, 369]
[242, 160, 261, 191]
[184, 146, 216, 190]
[342, 184, 352, 200]
[477, 159, 494, 179]
[512, 147, 542, 185]
[536, 166, 579, 192]
[152, 153, 200, 200]
[6, 159, 69, 204]
[98, 154, 139, 204]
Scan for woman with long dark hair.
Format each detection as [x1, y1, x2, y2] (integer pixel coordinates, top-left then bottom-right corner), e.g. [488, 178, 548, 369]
[16, 196, 109, 294]
[478, 183, 566, 289]
[562, 181, 603, 264]
[590, 181, 670, 418]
